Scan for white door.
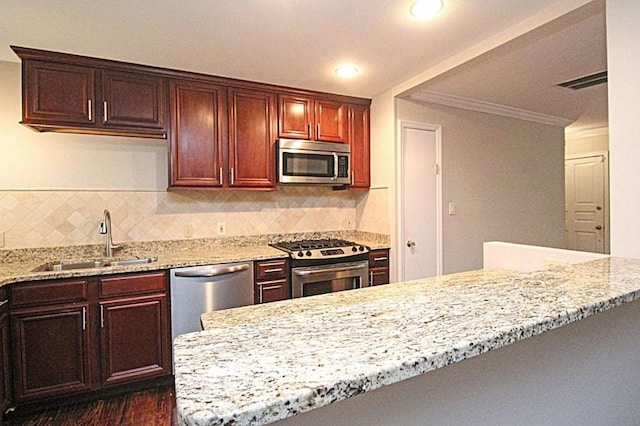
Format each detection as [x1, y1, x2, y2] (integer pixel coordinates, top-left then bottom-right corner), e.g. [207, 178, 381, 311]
[565, 154, 607, 253]
[398, 123, 441, 281]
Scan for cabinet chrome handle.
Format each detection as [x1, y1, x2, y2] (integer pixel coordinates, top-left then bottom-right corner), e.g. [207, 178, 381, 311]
[82, 307, 87, 331]
[317, 123, 320, 138]
[373, 257, 388, 262]
[230, 167, 235, 185]
[263, 268, 283, 273]
[0, 300, 8, 308]
[219, 167, 223, 184]
[103, 101, 108, 123]
[308, 123, 312, 138]
[88, 100, 93, 121]
[100, 305, 105, 328]
[369, 271, 373, 285]
[351, 171, 355, 185]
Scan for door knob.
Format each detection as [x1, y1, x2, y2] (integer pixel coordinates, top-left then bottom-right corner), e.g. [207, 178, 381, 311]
[407, 240, 416, 248]
[595, 225, 602, 230]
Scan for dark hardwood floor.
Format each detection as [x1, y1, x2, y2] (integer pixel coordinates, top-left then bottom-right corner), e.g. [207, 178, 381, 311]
[2, 383, 177, 426]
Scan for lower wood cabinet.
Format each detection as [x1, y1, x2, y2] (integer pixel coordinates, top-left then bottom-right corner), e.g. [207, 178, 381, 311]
[369, 249, 390, 286]
[254, 259, 290, 303]
[98, 273, 170, 388]
[8, 271, 171, 406]
[0, 288, 13, 413]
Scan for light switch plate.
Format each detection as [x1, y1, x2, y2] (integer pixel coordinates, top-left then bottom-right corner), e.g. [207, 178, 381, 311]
[448, 202, 456, 215]
[217, 222, 226, 235]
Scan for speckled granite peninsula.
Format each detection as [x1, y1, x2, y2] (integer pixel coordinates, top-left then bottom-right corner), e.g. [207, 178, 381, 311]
[173, 257, 640, 426]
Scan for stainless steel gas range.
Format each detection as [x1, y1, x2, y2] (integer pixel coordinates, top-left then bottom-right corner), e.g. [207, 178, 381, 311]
[270, 239, 370, 298]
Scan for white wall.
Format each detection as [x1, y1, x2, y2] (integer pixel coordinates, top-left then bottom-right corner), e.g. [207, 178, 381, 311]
[606, 0, 640, 258]
[565, 128, 608, 157]
[396, 98, 566, 273]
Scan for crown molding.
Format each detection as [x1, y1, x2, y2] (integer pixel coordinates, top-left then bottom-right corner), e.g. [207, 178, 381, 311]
[407, 90, 573, 127]
[564, 126, 608, 139]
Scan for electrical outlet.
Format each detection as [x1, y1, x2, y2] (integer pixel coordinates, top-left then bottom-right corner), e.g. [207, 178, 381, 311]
[217, 222, 226, 235]
[448, 202, 456, 215]
[183, 224, 193, 238]
[0, 232, 4, 248]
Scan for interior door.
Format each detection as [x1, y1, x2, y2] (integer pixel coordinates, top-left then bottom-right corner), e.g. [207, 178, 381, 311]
[400, 124, 441, 281]
[565, 154, 607, 253]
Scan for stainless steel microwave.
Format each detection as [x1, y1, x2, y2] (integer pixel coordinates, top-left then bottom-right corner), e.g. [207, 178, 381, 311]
[277, 139, 350, 185]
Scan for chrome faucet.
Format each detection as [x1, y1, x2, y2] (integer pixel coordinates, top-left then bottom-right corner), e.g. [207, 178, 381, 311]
[99, 209, 120, 257]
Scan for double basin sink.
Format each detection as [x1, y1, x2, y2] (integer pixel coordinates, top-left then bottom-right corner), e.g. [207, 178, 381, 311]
[33, 256, 158, 272]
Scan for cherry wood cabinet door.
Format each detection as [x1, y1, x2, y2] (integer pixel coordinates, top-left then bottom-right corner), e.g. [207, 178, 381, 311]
[349, 104, 371, 188]
[22, 60, 96, 127]
[99, 294, 170, 387]
[170, 80, 227, 188]
[0, 292, 11, 413]
[228, 88, 277, 188]
[256, 279, 289, 304]
[101, 70, 167, 135]
[315, 100, 347, 143]
[11, 304, 92, 403]
[278, 95, 313, 140]
[369, 249, 390, 286]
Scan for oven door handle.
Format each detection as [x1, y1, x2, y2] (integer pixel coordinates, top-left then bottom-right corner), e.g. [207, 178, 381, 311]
[293, 263, 367, 277]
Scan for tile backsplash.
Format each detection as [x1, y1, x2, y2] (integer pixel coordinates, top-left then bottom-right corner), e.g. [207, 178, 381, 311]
[0, 187, 358, 249]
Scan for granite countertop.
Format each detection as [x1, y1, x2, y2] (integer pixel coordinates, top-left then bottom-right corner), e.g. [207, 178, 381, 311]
[0, 232, 389, 287]
[173, 257, 640, 426]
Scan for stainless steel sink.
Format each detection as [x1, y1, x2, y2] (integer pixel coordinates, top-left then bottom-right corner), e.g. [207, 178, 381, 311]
[32, 256, 158, 272]
[108, 256, 158, 267]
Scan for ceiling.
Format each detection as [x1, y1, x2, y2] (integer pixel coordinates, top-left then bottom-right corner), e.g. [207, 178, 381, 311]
[0, 0, 607, 131]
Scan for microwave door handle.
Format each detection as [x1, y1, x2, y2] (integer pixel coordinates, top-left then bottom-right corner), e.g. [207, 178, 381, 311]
[333, 153, 339, 180]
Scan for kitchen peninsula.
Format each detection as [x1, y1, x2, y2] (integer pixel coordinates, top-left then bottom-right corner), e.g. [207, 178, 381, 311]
[174, 257, 640, 425]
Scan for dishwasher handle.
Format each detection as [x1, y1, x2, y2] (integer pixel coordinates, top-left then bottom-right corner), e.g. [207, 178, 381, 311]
[174, 263, 250, 278]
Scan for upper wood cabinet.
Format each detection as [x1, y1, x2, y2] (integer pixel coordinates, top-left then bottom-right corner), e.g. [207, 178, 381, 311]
[169, 82, 277, 190]
[349, 104, 371, 188]
[278, 95, 348, 143]
[169, 80, 227, 188]
[228, 88, 277, 188]
[12, 46, 168, 138]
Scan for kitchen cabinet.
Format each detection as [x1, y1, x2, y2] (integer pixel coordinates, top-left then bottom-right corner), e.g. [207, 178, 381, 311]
[254, 259, 290, 303]
[278, 95, 348, 143]
[169, 82, 277, 190]
[13, 47, 167, 138]
[169, 80, 227, 188]
[98, 272, 171, 387]
[10, 279, 92, 404]
[369, 249, 390, 286]
[228, 87, 277, 188]
[349, 104, 371, 188]
[0, 288, 12, 413]
[8, 271, 171, 406]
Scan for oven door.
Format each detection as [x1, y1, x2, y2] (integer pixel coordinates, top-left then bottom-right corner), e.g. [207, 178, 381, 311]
[291, 260, 369, 298]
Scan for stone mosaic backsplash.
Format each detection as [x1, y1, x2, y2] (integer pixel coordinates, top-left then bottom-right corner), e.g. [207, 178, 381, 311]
[0, 187, 361, 249]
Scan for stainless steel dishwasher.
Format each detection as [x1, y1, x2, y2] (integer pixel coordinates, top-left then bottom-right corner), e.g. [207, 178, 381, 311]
[170, 261, 254, 342]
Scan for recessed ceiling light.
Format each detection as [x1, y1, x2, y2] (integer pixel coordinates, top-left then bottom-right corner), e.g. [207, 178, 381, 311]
[335, 65, 358, 79]
[410, 0, 443, 19]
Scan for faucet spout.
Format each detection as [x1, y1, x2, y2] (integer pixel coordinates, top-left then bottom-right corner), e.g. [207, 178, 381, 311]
[100, 209, 120, 258]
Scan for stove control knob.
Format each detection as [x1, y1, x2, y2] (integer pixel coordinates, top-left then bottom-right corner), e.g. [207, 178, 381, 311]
[352, 246, 358, 252]
[306, 251, 312, 257]
[298, 251, 304, 258]
[359, 246, 365, 252]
